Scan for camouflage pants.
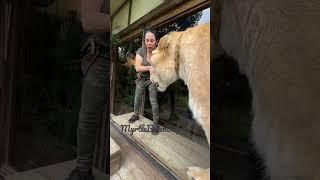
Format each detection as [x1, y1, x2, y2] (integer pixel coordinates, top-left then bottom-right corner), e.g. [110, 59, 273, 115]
[134, 76, 159, 125]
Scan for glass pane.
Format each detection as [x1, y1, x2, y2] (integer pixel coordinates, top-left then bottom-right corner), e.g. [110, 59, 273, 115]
[112, 8, 210, 176]
[11, 7, 82, 171]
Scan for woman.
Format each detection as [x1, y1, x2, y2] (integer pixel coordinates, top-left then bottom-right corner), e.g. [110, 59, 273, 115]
[66, 0, 110, 179]
[128, 29, 160, 135]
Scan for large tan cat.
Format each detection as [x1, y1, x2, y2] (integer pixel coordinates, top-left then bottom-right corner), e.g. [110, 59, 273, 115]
[150, 24, 210, 180]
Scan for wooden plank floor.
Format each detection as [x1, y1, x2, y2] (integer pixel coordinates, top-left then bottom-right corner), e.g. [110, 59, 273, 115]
[110, 124, 167, 180]
[6, 160, 108, 180]
[111, 112, 210, 180]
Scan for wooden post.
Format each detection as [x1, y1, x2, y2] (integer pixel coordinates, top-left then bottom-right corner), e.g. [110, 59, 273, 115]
[128, 0, 132, 25]
[110, 45, 117, 114]
[0, 1, 5, 136]
[4, 2, 17, 170]
[0, 0, 5, 167]
[0, 0, 19, 175]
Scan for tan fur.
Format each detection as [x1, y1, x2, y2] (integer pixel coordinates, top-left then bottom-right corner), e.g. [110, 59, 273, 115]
[217, 1, 320, 179]
[150, 24, 210, 180]
[122, 54, 135, 68]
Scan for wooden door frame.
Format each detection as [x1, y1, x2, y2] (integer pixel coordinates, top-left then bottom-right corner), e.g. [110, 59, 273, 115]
[0, 0, 19, 177]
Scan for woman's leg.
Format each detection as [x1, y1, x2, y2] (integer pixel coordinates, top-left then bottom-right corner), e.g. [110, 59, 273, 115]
[148, 82, 159, 125]
[133, 78, 146, 116]
[77, 55, 109, 173]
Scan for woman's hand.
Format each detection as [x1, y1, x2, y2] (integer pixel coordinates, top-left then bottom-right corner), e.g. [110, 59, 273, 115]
[149, 66, 155, 74]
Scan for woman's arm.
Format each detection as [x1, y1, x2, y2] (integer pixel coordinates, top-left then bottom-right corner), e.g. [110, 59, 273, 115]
[81, 0, 110, 33]
[135, 54, 151, 72]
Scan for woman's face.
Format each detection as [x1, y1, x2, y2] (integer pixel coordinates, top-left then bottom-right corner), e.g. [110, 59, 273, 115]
[145, 32, 157, 50]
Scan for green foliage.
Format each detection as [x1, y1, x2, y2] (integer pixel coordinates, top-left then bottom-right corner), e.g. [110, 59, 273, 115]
[118, 67, 136, 104]
[157, 11, 202, 37]
[111, 34, 121, 46]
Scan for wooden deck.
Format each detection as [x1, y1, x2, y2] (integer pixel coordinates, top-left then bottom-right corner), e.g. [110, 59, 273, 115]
[111, 112, 210, 180]
[110, 123, 167, 180]
[5, 160, 108, 180]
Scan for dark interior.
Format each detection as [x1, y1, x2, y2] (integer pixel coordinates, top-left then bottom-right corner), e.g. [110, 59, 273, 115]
[212, 53, 265, 179]
[11, 4, 83, 171]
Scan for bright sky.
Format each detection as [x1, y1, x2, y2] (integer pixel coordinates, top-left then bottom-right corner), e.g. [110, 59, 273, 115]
[198, 8, 210, 24]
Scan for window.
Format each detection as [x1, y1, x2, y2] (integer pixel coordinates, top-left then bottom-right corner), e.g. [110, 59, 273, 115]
[111, 7, 210, 179]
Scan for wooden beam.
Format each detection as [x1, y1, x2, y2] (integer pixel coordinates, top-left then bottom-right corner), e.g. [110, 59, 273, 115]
[4, 2, 12, 62]
[116, 0, 185, 43]
[4, 17, 18, 170]
[0, 1, 4, 63]
[0, 0, 5, 161]
[0, 0, 12, 167]
[0, 1, 5, 93]
[116, 0, 210, 46]
[128, 0, 132, 25]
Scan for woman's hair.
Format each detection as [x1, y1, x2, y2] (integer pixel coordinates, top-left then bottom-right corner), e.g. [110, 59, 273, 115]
[143, 28, 158, 41]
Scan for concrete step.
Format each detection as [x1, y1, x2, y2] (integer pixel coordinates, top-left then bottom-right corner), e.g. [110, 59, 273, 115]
[110, 137, 121, 176]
